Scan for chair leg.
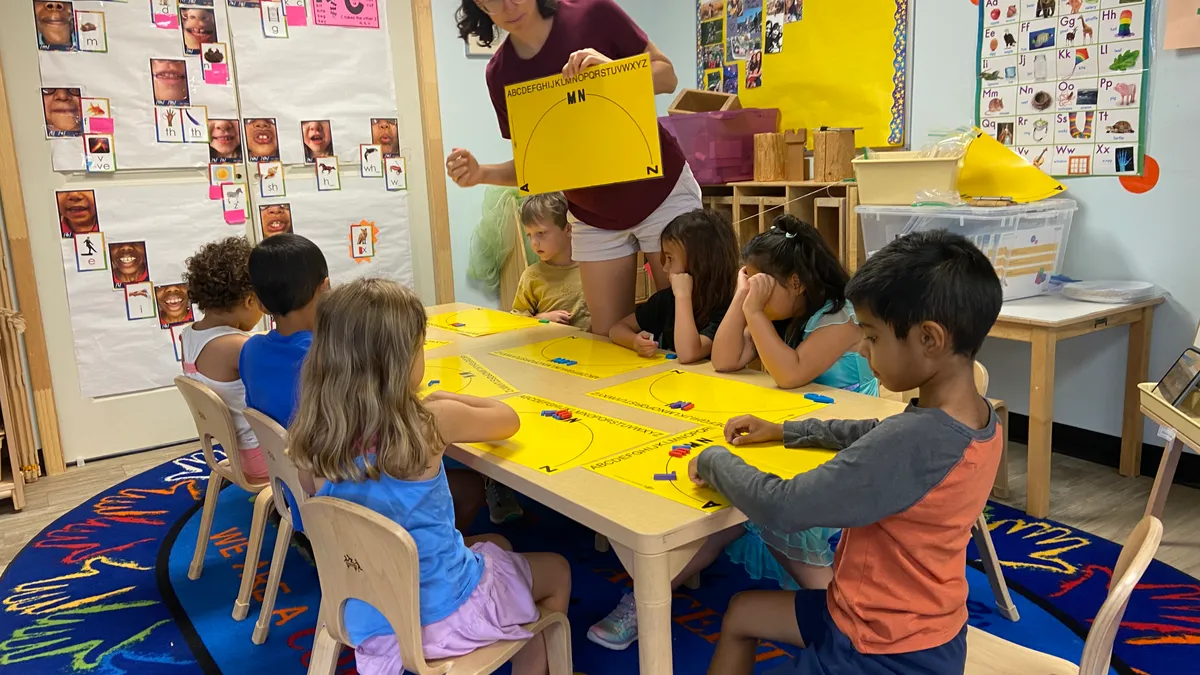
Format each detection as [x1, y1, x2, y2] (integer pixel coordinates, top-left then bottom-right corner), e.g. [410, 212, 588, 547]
[594, 533, 610, 553]
[234, 486, 274, 621]
[683, 574, 701, 590]
[973, 514, 1019, 622]
[544, 614, 574, 675]
[253, 515, 293, 644]
[188, 470, 224, 581]
[307, 622, 342, 675]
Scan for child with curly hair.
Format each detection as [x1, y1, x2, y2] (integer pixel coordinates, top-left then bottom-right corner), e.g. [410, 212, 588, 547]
[180, 236, 267, 481]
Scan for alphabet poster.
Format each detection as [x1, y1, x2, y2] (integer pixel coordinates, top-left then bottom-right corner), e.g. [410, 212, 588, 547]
[975, 0, 1152, 177]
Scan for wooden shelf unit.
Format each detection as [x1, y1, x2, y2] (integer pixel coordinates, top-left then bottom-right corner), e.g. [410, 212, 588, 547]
[701, 180, 865, 271]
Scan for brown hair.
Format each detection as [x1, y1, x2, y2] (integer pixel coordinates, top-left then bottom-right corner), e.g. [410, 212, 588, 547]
[183, 236, 254, 312]
[519, 192, 569, 229]
[661, 209, 739, 322]
[288, 278, 440, 483]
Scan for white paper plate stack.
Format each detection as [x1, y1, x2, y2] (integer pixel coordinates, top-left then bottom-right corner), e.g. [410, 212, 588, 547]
[1061, 281, 1161, 304]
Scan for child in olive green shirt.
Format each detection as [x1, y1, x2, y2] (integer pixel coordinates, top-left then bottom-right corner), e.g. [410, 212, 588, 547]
[512, 192, 590, 332]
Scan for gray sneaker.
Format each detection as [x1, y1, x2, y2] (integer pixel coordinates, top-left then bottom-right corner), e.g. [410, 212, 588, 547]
[587, 592, 639, 650]
[485, 478, 523, 524]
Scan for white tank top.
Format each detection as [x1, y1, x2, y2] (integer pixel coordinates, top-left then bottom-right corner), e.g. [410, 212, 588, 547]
[181, 324, 259, 451]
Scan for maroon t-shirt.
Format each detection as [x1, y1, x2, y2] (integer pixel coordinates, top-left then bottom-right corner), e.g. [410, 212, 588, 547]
[485, 0, 687, 231]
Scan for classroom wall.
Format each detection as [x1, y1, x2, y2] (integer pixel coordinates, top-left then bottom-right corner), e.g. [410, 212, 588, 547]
[433, 0, 698, 308]
[912, 0, 1200, 444]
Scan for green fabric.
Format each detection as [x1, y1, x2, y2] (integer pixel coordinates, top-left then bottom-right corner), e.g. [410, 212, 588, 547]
[466, 187, 538, 293]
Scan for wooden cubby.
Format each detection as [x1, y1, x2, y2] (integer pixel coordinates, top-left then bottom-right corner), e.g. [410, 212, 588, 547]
[702, 180, 866, 271]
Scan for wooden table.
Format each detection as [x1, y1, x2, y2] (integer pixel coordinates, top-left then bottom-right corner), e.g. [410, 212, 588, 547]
[1136, 382, 1199, 520]
[987, 295, 1163, 518]
[426, 304, 908, 674]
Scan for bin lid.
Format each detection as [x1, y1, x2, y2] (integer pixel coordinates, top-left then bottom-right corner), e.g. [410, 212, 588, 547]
[855, 198, 1076, 216]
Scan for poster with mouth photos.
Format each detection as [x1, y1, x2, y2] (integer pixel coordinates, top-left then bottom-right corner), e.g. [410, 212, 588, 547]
[975, 0, 1152, 177]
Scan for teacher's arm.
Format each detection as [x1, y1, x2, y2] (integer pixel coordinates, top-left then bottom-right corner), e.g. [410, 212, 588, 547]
[645, 41, 678, 95]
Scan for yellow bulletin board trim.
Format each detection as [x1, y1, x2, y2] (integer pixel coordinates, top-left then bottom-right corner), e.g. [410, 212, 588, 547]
[696, 0, 910, 147]
[505, 54, 663, 195]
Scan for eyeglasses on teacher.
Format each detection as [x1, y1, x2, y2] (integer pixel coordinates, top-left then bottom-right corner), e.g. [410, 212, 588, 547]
[476, 0, 528, 16]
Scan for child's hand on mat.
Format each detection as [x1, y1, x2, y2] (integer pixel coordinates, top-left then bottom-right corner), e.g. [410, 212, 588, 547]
[633, 331, 658, 357]
[537, 310, 571, 324]
[446, 148, 482, 187]
[742, 274, 776, 314]
[563, 48, 613, 78]
[724, 415, 784, 445]
[669, 272, 693, 298]
[688, 456, 706, 487]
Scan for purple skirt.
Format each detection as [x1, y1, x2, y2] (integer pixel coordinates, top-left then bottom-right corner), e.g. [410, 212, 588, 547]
[354, 541, 539, 674]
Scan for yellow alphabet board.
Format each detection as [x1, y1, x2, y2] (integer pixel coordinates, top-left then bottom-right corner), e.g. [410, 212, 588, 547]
[424, 339, 451, 351]
[427, 308, 546, 338]
[588, 427, 837, 512]
[505, 54, 663, 195]
[469, 394, 665, 475]
[420, 355, 516, 399]
[589, 369, 827, 427]
[492, 335, 668, 380]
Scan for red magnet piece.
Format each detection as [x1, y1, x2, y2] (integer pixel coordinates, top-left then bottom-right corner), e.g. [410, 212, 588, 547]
[681, 403, 695, 411]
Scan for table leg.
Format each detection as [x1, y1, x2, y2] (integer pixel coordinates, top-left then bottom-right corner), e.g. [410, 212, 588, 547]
[632, 551, 673, 674]
[1027, 329, 1057, 518]
[1120, 310, 1153, 477]
[1145, 436, 1183, 519]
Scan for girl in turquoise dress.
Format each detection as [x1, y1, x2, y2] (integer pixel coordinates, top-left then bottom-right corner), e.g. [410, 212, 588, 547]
[713, 214, 878, 591]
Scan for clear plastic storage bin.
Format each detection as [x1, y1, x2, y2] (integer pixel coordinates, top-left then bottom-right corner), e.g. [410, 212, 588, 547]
[856, 199, 1077, 301]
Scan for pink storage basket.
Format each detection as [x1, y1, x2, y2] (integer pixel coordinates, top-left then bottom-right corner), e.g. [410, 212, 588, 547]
[660, 109, 780, 185]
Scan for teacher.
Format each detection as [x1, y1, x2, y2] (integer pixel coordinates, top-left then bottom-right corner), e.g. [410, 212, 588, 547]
[449, 0, 701, 336]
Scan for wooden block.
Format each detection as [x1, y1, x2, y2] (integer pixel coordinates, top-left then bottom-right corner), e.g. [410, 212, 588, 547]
[753, 133, 786, 182]
[784, 129, 808, 182]
[667, 89, 742, 115]
[812, 128, 857, 182]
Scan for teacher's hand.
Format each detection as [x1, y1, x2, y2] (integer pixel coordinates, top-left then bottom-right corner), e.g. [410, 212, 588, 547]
[562, 49, 612, 79]
[446, 148, 482, 188]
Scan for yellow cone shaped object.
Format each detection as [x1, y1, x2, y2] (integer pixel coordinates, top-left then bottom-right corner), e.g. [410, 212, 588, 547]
[958, 128, 1066, 203]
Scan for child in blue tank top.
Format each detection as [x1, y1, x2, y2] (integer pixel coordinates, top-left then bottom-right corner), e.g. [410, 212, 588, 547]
[588, 215, 878, 650]
[288, 279, 571, 675]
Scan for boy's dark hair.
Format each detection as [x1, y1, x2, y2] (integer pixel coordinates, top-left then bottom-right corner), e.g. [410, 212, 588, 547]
[846, 229, 1002, 357]
[520, 192, 569, 229]
[743, 214, 849, 337]
[661, 209, 739, 323]
[457, 0, 558, 46]
[183, 236, 254, 312]
[248, 233, 329, 317]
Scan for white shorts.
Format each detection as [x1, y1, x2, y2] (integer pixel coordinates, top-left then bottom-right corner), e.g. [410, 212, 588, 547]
[570, 163, 703, 263]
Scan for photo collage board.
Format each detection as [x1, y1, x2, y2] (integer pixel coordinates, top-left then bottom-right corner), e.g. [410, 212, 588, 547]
[975, 0, 1152, 177]
[34, 0, 417, 396]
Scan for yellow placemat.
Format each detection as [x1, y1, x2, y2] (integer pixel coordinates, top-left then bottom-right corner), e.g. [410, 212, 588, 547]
[589, 369, 827, 427]
[424, 339, 451, 351]
[428, 308, 545, 338]
[588, 427, 836, 512]
[469, 394, 665, 475]
[420, 355, 516, 399]
[492, 335, 667, 380]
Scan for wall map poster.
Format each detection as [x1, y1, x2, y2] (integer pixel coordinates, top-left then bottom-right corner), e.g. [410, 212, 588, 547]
[975, 0, 1152, 177]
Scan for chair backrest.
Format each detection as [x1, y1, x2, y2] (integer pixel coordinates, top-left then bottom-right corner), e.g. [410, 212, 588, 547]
[244, 407, 310, 526]
[174, 375, 258, 490]
[973, 362, 990, 398]
[1078, 515, 1163, 675]
[300, 496, 449, 675]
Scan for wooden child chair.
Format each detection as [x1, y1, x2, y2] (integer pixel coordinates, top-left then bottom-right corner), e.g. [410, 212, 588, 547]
[300, 496, 573, 675]
[966, 515, 1163, 674]
[244, 408, 314, 645]
[173, 376, 274, 622]
[871, 362, 1021, 621]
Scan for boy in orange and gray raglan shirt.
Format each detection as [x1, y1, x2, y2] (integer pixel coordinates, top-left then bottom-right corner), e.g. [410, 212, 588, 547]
[691, 229, 1004, 675]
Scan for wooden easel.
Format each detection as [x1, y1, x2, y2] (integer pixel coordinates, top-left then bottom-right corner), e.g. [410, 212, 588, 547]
[0, 50, 60, 484]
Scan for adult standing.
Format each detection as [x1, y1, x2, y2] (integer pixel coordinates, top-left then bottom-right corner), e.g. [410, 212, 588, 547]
[448, 0, 702, 336]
